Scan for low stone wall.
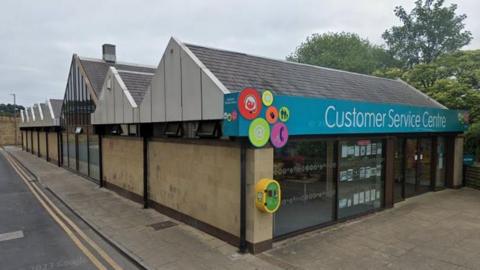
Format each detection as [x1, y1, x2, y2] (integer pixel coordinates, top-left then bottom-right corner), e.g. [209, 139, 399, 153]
[0, 116, 20, 146]
[465, 165, 480, 189]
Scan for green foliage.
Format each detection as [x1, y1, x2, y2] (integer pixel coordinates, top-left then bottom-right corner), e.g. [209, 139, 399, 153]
[375, 50, 480, 155]
[383, 0, 472, 67]
[0, 104, 24, 117]
[288, 32, 399, 75]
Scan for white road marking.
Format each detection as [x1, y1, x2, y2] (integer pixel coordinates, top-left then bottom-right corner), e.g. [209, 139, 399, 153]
[0, 230, 24, 242]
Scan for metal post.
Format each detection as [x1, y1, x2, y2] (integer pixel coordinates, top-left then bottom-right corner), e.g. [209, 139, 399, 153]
[143, 135, 149, 208]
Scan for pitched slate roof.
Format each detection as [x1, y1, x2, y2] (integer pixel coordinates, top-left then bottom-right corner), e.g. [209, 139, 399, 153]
[117, 70, 155, 105]
[185, 44, 444, 109]
[78, 57, 155, 97]
[49, 99, 63, 118]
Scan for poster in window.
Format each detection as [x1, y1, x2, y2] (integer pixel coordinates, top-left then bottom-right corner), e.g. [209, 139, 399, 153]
[347, 169, 353, 181]
[353, 193, 359, 205]
[377, 143, 382, 155]
[354, 146, 360, 157]
[360, 145, 366, 156]
[371, 143, 377, 156]
[359, 192, 365, 204]
[339, 198, 347, 208]
[371, 189, 376, 201]
[365, 190, 370, 202]
[376, 190, 381, 199]
[340, 171, 347, 181]
[347, 199, 352, 207]
[365, 167, 371, 178]
[359, 167, 365, 179]
[366, 144, 372, 155]
[376, 165, 382, 177]
[341, 145, 348, 158]
[348, 146, 355, 156]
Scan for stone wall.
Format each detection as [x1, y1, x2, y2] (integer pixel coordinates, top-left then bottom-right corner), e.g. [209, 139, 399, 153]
[0, 116, 20, 146]
[102, 136, 144, 197]
[39, 131, 47, 158]
[48, 132, 59, 163]
[148, 140, 241, 238]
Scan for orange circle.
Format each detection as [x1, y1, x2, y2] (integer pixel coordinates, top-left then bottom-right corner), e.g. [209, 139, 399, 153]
[266, 106, 278, 124]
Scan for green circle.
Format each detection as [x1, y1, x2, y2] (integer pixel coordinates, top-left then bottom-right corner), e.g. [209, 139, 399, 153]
[278, 106, 290, 122]
[265, 182, 280, 211]
[248, 118, 270, 147]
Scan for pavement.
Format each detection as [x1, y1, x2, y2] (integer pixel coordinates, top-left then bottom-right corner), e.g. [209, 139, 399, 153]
[5, 146, 480, 270]
[0, 149, 140, 270]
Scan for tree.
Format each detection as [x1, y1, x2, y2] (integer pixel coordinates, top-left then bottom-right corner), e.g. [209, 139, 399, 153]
[0, 104, 24, 117]
[287, 32, 398, 75]
[383, 0, 472, 67]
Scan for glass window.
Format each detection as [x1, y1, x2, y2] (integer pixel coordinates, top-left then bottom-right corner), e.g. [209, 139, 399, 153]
[435, 137, 446, 188]
[338, 139, 384, 219]
[88, 133, 100, 180]
[273, 139, 336, 236]
[68, 133, 76, 170]
[78, 134, 88, 175]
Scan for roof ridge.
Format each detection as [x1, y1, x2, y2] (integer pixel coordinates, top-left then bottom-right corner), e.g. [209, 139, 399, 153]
[117, 69, 155, 76]
[184, 42, 402, 84]
[78, 56, 156, 69]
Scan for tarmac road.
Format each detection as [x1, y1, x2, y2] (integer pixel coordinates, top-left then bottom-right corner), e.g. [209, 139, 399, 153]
[0, 150, 140, 270]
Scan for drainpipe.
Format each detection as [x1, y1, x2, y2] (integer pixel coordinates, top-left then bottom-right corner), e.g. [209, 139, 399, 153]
[239, 140, 247, 253]
[143, 133, 149, 209]
[57, 131, 61, 167]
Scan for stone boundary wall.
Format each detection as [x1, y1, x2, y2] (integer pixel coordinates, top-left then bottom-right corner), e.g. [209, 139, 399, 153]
[0, 116, 20, 146]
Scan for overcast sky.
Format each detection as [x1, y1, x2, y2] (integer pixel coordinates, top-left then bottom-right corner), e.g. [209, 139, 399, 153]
[1, 0, 479, 106]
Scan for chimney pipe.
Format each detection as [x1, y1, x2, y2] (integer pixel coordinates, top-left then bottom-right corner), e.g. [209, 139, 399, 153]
[102, 44, 116, 63]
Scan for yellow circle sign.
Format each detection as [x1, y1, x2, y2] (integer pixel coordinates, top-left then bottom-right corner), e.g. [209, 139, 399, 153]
[262, 90, 274, 106]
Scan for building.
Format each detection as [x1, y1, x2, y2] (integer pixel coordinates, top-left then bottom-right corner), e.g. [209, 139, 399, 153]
[19, 99, 62, 164]
[20, 38, 466, 253]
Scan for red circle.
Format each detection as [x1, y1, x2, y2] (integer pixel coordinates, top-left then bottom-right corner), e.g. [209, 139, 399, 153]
[238, 88, 262, 120]
[266, 106, 278, 124]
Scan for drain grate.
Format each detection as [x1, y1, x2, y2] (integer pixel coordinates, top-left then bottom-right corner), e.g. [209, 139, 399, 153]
[149, 221, 177, 231]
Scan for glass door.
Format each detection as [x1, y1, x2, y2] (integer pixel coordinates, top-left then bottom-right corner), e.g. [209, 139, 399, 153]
[403, 137, 433, 198]
[417, 138, 432, 194]
[404, 138, 418, 198]
[435, 137, 446, 189]
[394, 138, 405, 202]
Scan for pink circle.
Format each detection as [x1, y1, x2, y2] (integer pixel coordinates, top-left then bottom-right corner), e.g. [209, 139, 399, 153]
[270, 123, 289, 148]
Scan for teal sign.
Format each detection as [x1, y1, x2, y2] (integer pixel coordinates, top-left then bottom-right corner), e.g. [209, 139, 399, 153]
[223, 92, 467, 137]
[464, 154, 475, 166]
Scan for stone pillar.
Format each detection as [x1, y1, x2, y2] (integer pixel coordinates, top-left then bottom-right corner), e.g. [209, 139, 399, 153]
[452, 135, 464, 188]
[245, 147, 274, 253]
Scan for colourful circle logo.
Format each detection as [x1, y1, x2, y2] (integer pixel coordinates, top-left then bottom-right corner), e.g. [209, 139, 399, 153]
[278, 106, 290, 122]
[270, 122, 289, 148]
[266, 106, 278, 124]
[248, 118, 270, 147]
[238, 88, 262, 120]
[262, 90, 274, 106]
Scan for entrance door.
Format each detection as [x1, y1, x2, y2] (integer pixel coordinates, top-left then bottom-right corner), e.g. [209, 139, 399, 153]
[404, 137, 433, 198]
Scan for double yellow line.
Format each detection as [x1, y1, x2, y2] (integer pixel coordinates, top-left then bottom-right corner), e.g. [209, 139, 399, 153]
[1, 150, 123, 270]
